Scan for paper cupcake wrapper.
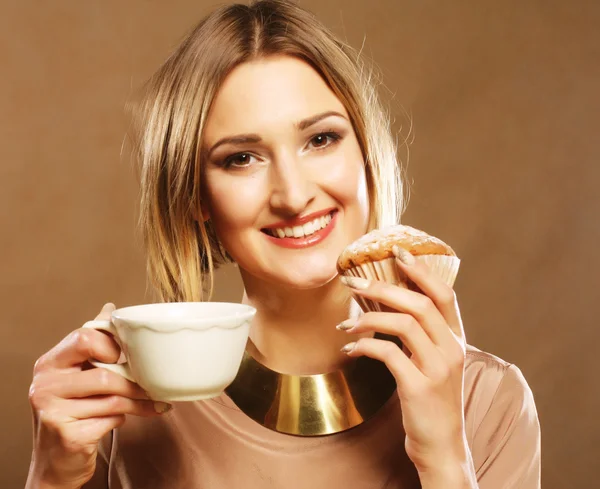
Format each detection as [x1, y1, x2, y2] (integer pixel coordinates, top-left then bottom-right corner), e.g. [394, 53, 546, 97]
[342, 255, 460, 313]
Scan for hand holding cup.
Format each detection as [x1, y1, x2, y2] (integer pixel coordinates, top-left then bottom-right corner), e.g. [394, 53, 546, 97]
[26, 301, 255, 489]
[26, 304, 162, 489]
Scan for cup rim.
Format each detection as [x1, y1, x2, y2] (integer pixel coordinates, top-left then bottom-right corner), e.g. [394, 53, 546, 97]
[111, 301, 256, 328]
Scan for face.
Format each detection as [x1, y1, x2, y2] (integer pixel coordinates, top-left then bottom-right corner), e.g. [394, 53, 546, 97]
[202, 56, 370, 289]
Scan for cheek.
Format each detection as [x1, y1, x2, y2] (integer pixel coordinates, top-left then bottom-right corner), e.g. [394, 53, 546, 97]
[204, 174, 266, 243]
[319, 144, 369, 215]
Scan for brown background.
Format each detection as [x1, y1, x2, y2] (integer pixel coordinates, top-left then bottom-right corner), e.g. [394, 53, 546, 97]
[2, 1, 598, 487]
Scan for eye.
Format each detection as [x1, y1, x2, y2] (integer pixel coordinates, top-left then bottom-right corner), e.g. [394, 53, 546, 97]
[307, 131, 342, 151]
[223, 152, 256, 169]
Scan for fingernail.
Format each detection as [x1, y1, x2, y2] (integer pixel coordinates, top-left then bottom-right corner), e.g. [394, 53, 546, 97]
[101, 302, 116, 312]
[336, 319, 357, 331]
[340, 276, 371, 290]
[154, 401, 173, 414]
[392, 245, 415, 266]
[341, 342, 357, 354]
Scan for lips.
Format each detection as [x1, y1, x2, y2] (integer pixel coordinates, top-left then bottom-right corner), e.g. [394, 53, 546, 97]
[263, 211, 334, 239]
[261, 209, 338, 249]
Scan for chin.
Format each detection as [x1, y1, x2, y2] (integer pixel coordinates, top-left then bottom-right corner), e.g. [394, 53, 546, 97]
[235, 230, 354, 290]
[290, 273, 338, 290]
[273, 262, 340, 290]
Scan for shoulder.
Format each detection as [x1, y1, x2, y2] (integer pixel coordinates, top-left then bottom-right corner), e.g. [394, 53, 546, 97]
[465, 344, 512, 373]
[464, 344, 531, 394]
[463, 345, 538, 438]
[463, 346, 541, 485]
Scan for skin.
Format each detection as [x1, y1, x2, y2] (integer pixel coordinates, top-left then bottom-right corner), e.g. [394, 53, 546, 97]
[339, 248, 477, 487]
[201, 56, 371, 374]
[26, 304, 165, 489]
[26, 56, 477, 488]
[203, 56, 478, 487]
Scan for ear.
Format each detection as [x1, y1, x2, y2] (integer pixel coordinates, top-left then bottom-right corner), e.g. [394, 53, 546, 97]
[201, 208, 210, 222]
[192, 203, 211, 223]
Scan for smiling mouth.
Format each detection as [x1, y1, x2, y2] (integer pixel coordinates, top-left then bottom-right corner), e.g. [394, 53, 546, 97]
[262, 211, 336, 239]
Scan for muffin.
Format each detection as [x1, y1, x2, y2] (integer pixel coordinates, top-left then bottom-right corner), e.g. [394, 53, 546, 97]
[337, 225, 460, 312]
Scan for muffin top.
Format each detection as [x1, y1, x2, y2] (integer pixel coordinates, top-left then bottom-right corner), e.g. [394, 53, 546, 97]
[337, 224, 456, 270]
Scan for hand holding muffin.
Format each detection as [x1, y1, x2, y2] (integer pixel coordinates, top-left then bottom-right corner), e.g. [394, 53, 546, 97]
[337, 225, 476, 487]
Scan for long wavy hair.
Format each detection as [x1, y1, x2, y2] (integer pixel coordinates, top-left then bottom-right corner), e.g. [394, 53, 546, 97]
[131, 0, 405, 302]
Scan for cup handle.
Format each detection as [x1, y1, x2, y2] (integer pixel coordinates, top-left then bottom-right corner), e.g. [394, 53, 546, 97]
[82, 319, 135, 382]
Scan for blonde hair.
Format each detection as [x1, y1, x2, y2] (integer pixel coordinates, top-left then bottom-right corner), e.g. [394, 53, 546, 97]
[132, 0, 404, 302]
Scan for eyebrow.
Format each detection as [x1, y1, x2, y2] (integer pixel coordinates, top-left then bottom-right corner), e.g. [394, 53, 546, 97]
[206, 110, 347, 157]
[296, 110, 347, 130]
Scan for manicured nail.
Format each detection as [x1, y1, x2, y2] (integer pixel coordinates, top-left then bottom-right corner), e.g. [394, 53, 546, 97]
[392, 245, 415, 266]
[340, 276, 371, 290]
[341, 342, 357, 354]
[154, 401, 173, 414]
[336, 319, 357, 331]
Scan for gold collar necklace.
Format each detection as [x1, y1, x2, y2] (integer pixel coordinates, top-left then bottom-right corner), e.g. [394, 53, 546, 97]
[225, 333, 400, 436]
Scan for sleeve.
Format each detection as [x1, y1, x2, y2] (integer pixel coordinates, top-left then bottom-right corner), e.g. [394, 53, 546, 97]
[472, 364, 541, 489]
[81, 431, 113, 489]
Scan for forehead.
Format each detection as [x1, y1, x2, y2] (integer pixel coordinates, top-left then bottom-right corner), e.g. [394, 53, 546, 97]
[203, 56, 348, 139]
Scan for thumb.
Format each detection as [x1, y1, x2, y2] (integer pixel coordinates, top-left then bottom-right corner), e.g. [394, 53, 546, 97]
[95, 302, 116, 320]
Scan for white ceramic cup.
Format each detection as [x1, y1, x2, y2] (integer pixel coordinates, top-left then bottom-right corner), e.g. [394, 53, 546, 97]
[83, 302, 256, 402]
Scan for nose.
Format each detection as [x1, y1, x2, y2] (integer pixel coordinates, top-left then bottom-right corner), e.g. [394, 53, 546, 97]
[268, 151, 315, 216]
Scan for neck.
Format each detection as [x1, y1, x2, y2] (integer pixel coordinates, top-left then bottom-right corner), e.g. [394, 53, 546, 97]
[240, 272, 364, 375]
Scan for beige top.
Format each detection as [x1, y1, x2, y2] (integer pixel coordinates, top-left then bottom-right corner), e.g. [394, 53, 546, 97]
[86, 345, 540, 489]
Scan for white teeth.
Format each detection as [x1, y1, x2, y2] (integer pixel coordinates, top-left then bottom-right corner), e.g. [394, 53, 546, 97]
[269, 212, 334, 239]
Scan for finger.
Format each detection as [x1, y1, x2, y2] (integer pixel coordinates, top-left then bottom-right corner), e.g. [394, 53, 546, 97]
[93, 303, 127, 363]
[54, 415, 127, 445]
[393, 246, 464, 340]
[95, 303, 116, 321]
[46, 368, 148, 400]
[341, 276, 453, 348]
[339, 312, 439, 367]
[63, 396, 166, 419]
[342, 336, 423, 392]
[35, 328, 121, 373]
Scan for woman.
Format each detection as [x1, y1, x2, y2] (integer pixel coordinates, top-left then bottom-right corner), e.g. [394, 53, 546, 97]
[25, 1, 540, 488]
